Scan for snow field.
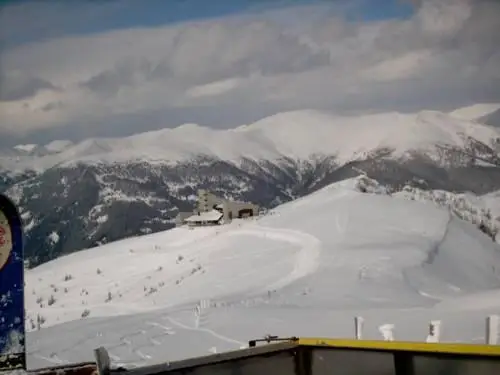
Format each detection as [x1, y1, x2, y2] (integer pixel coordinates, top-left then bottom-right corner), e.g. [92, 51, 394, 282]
[24, 178, 500, 368]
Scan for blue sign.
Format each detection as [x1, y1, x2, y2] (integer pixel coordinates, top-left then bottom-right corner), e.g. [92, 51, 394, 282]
[0, 194, 25, 372]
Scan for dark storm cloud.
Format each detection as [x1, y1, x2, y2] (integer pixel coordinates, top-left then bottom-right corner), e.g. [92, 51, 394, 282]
[0, 73, 57, 102]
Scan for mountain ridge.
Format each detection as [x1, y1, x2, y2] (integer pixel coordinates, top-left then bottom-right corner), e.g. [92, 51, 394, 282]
[1, 108, 499, 173]
[1, 106, 500, 267]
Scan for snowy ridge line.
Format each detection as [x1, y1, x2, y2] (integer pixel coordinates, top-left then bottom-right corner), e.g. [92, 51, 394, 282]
[449, 103, 500, 121]
[2, 108, 500, 172]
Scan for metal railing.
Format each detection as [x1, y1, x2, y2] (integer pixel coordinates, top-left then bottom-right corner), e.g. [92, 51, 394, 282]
[86, 336, 500, 375]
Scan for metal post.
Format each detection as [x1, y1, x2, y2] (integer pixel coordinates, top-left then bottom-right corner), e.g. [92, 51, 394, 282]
[379, 324, 395, 341]
[426, 320, 441, 343]
[94, 347, 111, 375]
[354, 316, 364, 340]
[486, 315, 499, 345]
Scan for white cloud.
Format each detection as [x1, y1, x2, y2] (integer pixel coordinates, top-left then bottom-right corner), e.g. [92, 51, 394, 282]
[186, 78, 242, 98]
[415, 0, 473, 37]
[0, 0, 499, 141]
[361, 50, 434, 82]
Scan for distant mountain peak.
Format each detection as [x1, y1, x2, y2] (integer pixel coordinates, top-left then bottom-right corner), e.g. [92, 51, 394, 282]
[13, 144, 38, 153]
[449, 103, 500, 121]
[1, 107, 499, 175]
[44, 140, 74, 153]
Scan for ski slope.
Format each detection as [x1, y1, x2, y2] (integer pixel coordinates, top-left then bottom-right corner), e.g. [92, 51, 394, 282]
[24, 179, 500, 369]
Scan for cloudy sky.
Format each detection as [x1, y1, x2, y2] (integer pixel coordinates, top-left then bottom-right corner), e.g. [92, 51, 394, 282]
[0, 0, 499, 146]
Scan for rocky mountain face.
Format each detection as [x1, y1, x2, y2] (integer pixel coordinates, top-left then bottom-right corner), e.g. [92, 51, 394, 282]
[2, 110, 500, 267]
[1, 147, 499, 268]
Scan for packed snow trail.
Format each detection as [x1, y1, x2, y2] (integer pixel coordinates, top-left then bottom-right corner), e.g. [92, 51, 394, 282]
[164, 316, 245, 347]
[23, 178, 500, 368]
[225, 224, 322, 292]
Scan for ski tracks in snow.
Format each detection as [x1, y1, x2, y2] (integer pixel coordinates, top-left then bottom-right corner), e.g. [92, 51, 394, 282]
[99, 316, 243, 367]
[164, 316, 246, 347]
[226, 224, 322, 291]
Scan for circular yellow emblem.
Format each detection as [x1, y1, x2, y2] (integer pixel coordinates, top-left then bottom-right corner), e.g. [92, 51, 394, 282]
[0, 209, 13, 271]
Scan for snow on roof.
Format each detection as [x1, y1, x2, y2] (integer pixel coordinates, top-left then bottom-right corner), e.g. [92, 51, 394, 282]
[184, 210, 222, 222]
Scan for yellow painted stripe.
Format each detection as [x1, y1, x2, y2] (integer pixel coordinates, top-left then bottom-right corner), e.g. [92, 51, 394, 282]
[296, 338, 500, 356]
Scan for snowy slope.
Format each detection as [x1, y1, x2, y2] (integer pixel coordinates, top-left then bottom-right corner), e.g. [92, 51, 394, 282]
[338, 175, 500, 242]
[483, 190, 500, 219]
[24, 178, 500, 369]
[449, 103, 500, 121]
[2, 109, 499, 172]
[396, 187, 498, 225]
[348, 176, 500, 242]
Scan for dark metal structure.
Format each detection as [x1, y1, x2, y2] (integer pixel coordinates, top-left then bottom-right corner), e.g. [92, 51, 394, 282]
[29, 362, 98, 375]
[87, 337, 500, 375]
[0, 194, 26, 372]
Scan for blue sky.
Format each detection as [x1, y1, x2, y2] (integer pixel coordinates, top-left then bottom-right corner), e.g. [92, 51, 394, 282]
[1, 0, 415, 48]
[1, 0, 499, 145]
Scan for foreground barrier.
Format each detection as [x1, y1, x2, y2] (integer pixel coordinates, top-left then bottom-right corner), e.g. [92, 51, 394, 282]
[352, 315, 499, 345]
[27, 362, 98, 375]
[19, 315, 500, 375]
[87, 315, 500, 375]
[90, 336, 500, 375]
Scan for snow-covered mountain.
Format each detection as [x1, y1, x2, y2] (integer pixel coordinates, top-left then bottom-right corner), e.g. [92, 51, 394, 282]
[24, 177, 500, 369]
[1, 108, 500, 267]
[449, 103, 500, 129]
[2, 109, 500, 171]
[449, 103, 500, 122]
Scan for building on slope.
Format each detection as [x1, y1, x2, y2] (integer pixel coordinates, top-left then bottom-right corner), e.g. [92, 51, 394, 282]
[175, 189, 259, 227]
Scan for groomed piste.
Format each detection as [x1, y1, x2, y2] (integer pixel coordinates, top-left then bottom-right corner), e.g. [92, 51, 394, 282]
[25, 177, 500, 369]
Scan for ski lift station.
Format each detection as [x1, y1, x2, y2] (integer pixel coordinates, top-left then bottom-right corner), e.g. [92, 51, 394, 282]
[175, 189, 259, 227]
